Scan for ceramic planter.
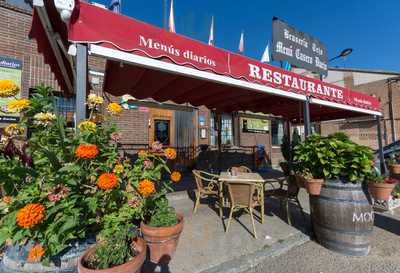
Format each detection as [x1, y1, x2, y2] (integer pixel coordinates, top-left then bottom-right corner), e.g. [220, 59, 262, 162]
[305, 178, 324, 196]
[77, 238, 146, 273]
[368, 182, 396, 201]
[140, 213, 184, 264]
[389, 164, 400, 175]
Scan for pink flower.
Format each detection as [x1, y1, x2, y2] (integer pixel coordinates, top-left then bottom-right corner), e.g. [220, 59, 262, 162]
[144, 160, 154, 170]
[110, 132, 122, 142]
[48, 185, 70, 202]
[151, 141, 163, 152]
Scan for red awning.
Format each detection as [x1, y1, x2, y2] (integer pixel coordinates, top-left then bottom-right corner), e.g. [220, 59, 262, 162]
[30, 1, 381, 121]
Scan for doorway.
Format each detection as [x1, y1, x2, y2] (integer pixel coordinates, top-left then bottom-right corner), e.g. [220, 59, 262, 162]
[154, 119, 170, 145]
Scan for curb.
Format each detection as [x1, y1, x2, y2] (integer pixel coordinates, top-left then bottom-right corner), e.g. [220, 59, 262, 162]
[200, 232, 310, 273]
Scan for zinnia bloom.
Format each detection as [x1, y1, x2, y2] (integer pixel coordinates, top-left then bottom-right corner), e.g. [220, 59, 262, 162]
[27, 244, 45, 263]
[151, 141, 163, 152]
[97, 173, 119, 190]
[87, 93, 104, 109]
[170, 171, 182, 183]
[75, 143, 99, 159]
[0, 79, 20, 98]
[16, 203, 45, 229]
[138, 149, 148, 158]
[128, 198, 141, 209]
[110, 132, 122, 142]
[33, 112, 56, 126]
[78, 120, 97, 132]
[90, 113, 104, 123]
[138, 179, 156, 197]
[3, 196, 12, 204]
[48, 184, 70, 202]
[164, 147, 177, 160]
[113, 163, 124, 174]
[107, 102, 123, 115]
[143, 160, 153, 170]
[7, 99, 30, 111]
[4, 123, 24, 137]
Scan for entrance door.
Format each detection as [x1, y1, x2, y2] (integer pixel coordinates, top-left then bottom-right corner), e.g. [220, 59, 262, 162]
[154, 119, 170, 145]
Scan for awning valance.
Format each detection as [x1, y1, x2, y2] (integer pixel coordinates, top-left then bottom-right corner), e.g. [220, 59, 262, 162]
[30, 1, 381, 121]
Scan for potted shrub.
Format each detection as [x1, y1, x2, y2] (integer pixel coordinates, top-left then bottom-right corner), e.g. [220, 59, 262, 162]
[388, 154, 400, 175]
[78, 206, 146, 273]
[368, 175, 398, 201]
[0, 86, 143, 271]
[129, 143, 184, 264]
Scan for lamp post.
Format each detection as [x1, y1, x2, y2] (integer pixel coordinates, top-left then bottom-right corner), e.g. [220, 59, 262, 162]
[329, 48, 353, 63]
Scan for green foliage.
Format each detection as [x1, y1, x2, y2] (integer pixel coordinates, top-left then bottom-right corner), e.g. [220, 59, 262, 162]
[148, 198, 178, 227]
[293, 134, 374, 182]
[0, 86, 141, 264]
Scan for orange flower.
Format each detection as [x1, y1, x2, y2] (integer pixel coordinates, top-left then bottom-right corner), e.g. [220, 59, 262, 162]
[27, 244, 45, 263]
[138, 179, 156, 197]
[138, 149, 147, 158]
[16, 203, 45, 229]
[170, 171, 182, 183]
[75, 144, 99, 159]
[97, 173, 119, 190]
[164, 147, 177, 160]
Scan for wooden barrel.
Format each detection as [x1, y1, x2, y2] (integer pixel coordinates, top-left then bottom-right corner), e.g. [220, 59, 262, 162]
[310, 179, 374, 256]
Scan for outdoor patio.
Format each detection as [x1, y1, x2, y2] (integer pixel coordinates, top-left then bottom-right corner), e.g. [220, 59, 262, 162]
[143, 181, 312, 273]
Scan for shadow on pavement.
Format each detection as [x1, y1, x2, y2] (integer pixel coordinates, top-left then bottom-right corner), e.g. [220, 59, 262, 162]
[374, 213, 400, 236]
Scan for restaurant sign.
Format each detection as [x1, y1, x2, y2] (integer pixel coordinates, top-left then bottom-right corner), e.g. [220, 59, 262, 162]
[242, 118, 269, 134]
[272, 18, 328, 76]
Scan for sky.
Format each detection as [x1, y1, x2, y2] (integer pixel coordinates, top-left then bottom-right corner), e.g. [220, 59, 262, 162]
[94, 0, 400, 72]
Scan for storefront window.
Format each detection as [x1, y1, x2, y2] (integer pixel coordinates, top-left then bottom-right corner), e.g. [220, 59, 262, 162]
[210, 116, 217, 146]
[221, 115, 233, 145]
[271, 119, 285, 146]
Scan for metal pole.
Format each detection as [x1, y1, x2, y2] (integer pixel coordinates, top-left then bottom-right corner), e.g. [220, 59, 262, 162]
[388, 81, 397, 143]
[75, 44, 87, 129]
[376, 115, 387, 175]
[303, 97, 311, 137]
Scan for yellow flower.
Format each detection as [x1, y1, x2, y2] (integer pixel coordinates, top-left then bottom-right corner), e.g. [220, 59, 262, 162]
[113, 163, 124, 174]
[4, 124, 24, 136]
[7, 99, 30, 112]
[0, 79, 20, 98]
[107, 102, 123, 115]
[164, 147, 177, 160]
[87, 93, 104, 109]
[78, 120, 97, 132]
[90, 113, 104, 123]
[138, 150, 147, 158]
[33, 112, 56, 126]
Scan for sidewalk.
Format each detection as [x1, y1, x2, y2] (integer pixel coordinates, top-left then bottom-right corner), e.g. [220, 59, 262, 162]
[160, 189, 312, 273]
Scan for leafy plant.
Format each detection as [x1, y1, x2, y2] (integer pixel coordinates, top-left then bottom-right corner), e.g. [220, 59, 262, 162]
[293, 133, 374, 182]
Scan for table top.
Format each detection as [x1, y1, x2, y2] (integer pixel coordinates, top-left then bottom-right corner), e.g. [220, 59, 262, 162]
[218, 172, 266, 183]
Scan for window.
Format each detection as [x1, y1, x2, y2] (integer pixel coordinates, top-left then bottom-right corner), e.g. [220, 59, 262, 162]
[5, 0, 33, 11]
[221, 115, 233, 145]
[210, 116, 217, 146]
[54, 95, 75, 127]
[154, 119, 170, 145]
[271, 119, 285, 146]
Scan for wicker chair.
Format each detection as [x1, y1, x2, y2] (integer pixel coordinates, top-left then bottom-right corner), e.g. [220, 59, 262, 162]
[264, 174, 305, 225]
[224, 181, 262, 239]
[227, 166, 252, 173]
[192, 170, 222, 217]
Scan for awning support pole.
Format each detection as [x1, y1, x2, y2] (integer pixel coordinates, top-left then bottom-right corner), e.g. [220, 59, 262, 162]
[75, 44, 87, 128]
[376, 115, 387, 175]
[303, 97, 311, 137]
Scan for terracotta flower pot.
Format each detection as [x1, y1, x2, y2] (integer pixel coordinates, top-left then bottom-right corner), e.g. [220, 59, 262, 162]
[295, 175, 305, 188]
[141, 213, 184, 264]
[305, 178, 324, 196]
[368, 182, 396, 201]
[389, 164, 400, 175]
[77, 237, 146, 273]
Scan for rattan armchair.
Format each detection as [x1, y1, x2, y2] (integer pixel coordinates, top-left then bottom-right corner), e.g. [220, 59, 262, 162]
[224, 181, 262, 239]
[192, 170, 222, 216]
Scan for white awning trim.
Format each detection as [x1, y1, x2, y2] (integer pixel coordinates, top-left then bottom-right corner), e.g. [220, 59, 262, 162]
[310, 98, 382, 116]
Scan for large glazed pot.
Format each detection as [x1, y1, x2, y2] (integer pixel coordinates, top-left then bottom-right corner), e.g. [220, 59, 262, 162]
[310, 179, 373, 256]
[1, 238, 94, 273]
[140, 213, 184, 264]
[77, 238, 146, 273]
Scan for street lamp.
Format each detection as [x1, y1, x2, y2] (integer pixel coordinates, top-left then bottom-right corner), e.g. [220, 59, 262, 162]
[329, 48, 353, 62]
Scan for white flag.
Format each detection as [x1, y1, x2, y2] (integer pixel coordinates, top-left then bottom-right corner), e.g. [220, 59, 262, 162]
[169, 0, 175, 33]
[239, 31, 244, 53]
[208, 16, 214, 46]
[261, 43, 270, 63]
